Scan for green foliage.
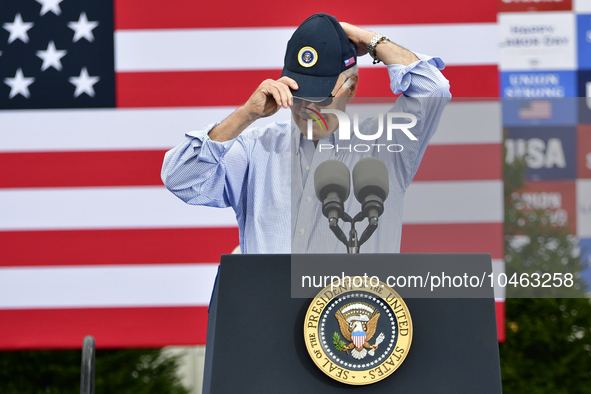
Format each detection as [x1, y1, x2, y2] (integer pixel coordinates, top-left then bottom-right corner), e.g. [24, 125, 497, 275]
[0, 348, 190, 394]
[504, 207, 586, 298]
[500, 137, 591, 392]
[333, 332, 347, 352]
[503, 140, 527, 203]
[501, 298, 591, 393]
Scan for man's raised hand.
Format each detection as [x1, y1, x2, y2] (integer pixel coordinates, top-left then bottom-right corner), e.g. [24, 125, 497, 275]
[243, 77, 299, 120]
[339, 22, 374, 57]
[208, 76, 298, 142]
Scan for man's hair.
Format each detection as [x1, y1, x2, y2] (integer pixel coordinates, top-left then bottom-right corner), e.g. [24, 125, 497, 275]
[341, 65, 358, 91]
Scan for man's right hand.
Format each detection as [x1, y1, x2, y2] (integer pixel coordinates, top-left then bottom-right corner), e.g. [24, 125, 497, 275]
[243, 77, 299, 121]
[208, 77, 298, 142]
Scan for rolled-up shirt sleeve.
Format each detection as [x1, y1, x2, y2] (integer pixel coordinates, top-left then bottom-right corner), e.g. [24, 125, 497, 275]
[388, 52, 450, 97]
[382, 52, 452, 188]
[161, 123, 250, 209]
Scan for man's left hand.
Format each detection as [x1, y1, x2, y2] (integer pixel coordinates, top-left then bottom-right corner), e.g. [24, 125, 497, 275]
[339, 22, 375, 56]
[340, 21, 419, 66]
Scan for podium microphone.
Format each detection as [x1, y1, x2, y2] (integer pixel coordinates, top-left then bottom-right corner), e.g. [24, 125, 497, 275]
[314, 160, 351, 245]
[352, 157, 389, 246]
[353, 157, 389, 221]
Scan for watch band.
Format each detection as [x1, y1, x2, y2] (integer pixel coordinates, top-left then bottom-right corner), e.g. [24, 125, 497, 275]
[367, 33, 390, 64]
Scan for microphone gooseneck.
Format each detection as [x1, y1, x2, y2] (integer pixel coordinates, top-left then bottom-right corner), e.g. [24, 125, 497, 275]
[313, 157, 390, 253]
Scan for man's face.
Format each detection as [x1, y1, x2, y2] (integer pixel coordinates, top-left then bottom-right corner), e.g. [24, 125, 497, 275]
[291, 74, 354, 141]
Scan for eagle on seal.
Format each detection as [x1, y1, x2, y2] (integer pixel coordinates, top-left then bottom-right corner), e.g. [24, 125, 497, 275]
[335, 312, 380, 354]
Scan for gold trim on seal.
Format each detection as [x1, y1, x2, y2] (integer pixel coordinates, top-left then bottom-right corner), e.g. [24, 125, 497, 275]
[303, 280, 412, 385]
[298, 46, 318, 67]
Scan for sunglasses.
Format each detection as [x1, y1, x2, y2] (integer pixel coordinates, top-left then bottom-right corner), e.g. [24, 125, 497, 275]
[292, 77, 350, 107]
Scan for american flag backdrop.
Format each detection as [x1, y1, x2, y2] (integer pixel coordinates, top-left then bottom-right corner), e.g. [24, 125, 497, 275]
[0, 0, 504, 349]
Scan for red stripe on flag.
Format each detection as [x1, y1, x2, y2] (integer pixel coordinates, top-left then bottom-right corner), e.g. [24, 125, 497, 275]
[401, 223, 503, 259]
[0, 303, 505, 350]
[116, 65, 499, 108]
[114, 0, 497, 30]
[356, 65, 499, 98]
[0, 150, 165, 188]
[0, 144, 499, 188]
[0, 227, 239, 267]
[440, 65, 499, 98]
[496, 301, 506, 343]
[116, 69, 275, 108]
[0, 306, 209, 349]
[0, 224, 501, 266]
[414, 144, 502, 181]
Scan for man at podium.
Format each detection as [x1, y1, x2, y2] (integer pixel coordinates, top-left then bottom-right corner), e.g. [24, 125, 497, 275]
[162, 13, 451, 254]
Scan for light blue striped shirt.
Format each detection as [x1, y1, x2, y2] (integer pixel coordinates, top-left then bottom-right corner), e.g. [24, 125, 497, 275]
[162, 53, 451, 254]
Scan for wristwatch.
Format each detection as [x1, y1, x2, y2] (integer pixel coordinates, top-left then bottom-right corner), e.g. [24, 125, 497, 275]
[367, 33, 390, 64]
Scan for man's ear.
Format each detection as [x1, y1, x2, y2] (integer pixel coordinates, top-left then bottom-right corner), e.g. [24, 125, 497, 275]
[347, 74, 359, 102]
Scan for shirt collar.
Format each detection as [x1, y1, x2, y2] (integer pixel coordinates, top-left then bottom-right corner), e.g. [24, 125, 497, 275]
[292, 124, 336, 154]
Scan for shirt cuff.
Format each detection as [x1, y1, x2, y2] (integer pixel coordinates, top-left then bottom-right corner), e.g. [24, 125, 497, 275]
[388, 52, 446, 94]
[186, 123, 237, 164]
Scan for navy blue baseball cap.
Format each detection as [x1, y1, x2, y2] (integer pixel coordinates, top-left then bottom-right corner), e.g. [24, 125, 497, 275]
[281, 13, 357, 102]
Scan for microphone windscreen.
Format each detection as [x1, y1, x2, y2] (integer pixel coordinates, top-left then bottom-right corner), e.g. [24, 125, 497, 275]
[352, 157, 389, 202]
[314, 160, 351, 202]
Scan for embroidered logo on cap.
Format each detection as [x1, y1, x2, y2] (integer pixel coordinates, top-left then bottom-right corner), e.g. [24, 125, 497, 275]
[298, 46, 318, 68]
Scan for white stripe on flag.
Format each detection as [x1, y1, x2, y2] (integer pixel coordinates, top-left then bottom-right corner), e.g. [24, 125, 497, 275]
[0, 182, 501, 231]
[0, 107, 287, 152]
[0, 186, 238, 230]
[0, 102, 501, 153]
[0, 264, 218, 309]
[492, 259, 506, 301]
[354, 101, 502, 145]
[115, 23, 498, 72]
[430, 101, 502, 145]
[403, 180, 503, 224]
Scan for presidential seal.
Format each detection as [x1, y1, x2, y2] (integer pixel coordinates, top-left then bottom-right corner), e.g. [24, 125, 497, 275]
[304, 280, 412, 385]
[298, 46, 318, 68]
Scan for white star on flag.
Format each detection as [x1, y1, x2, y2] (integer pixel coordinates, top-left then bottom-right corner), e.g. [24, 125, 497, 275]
[36, 0, 64, 16]
[68, 67, 100, 97]
[4, 68, 35, 99]
[68, 12, 99, 43]
[36, 41, 67, 71]
[3, 13, 34, 44]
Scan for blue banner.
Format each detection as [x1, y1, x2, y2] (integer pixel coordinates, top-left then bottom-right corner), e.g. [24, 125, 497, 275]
[578, 238, 591, 288]
[505, 127, 577, 180]
[501, 71, 577, 126]
[579, 71, 591, 124]
[578, 14, 591, 70]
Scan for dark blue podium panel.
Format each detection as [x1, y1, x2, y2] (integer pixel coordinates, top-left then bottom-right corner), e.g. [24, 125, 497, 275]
[203, 254, 502, 393]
